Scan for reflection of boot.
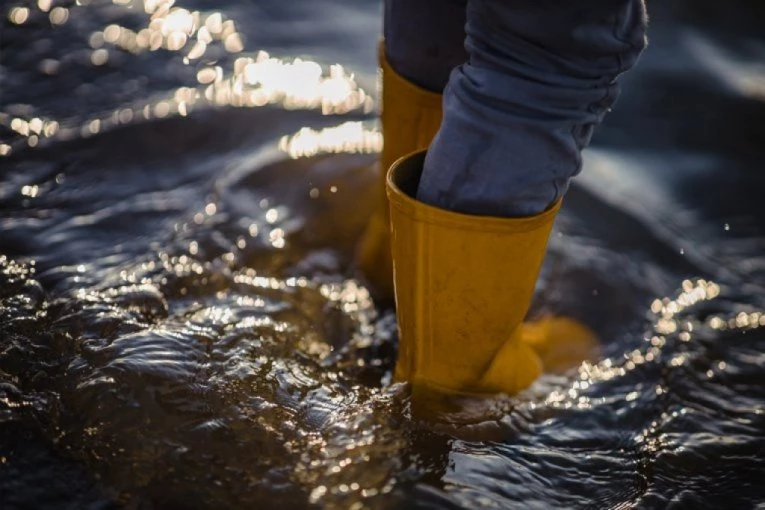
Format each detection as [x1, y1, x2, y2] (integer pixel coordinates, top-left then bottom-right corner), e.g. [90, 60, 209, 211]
[387, 151, 598, 400]
[356, 46, 442, 300]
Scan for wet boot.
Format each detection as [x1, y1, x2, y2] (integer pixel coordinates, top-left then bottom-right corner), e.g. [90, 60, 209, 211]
[356, 47, 442, 300]
[387, 150, 598, 405]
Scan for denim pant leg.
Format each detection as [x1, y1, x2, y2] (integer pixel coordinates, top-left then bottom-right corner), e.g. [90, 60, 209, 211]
[383, 0, 467, 93]
[417, 0, 649, 217]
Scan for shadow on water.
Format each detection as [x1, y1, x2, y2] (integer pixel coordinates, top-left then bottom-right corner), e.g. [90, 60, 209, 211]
[1, 0, 765, 508]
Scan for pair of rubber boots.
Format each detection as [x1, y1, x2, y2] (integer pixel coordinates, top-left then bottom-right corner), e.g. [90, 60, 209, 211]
[357, 50, 597, 405]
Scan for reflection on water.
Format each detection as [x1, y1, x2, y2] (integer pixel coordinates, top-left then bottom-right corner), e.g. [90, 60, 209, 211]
[2, 0, 765, 508]
[279, 122, 382, 159]
[1, 0, 373, 156]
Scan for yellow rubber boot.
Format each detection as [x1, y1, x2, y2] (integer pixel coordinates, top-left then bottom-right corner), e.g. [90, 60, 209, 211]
[356, 47, 443, 299]
[387, 150, 598, 400]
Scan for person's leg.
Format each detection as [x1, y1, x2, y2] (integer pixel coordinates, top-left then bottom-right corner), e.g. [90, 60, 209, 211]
[357, 0, 467, 298]
[383, 0, 467, 93]
[388, 1, 648, 401]
[418, 0, 648, 217]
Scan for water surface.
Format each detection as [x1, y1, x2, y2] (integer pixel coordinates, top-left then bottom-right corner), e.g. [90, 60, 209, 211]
[1, 0, 765, 508]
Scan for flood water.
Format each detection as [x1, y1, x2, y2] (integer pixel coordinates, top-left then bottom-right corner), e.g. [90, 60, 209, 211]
[1, 0, 765, 508]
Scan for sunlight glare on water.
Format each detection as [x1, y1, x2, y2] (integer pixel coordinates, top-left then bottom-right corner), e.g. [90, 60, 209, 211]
[0, 0, 373, 156]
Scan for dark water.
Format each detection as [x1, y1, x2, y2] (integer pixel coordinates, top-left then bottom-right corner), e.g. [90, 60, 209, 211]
[1, 1, 765, 508]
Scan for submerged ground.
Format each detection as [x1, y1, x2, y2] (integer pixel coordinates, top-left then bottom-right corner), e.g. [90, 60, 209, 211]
[1, 0, 765, 508]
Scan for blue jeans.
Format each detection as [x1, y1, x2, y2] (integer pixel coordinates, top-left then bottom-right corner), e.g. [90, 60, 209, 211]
[384, 0, 648, 217]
